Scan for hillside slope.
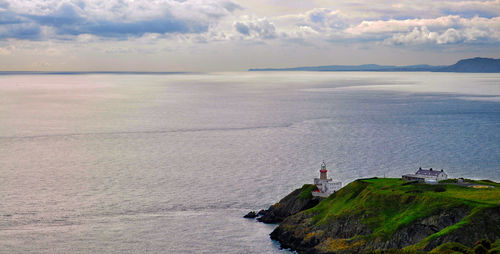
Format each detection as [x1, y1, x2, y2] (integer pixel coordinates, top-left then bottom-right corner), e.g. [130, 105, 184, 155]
[437, 57, 500, 73]
[270, 178, 500, 253]
[257, 184, 321, 223]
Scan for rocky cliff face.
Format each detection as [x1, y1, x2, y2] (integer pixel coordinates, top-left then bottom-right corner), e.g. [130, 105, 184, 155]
[423, 206, 500, 251]
[257, 184, 321, 223]
[267, 178, 500, 253]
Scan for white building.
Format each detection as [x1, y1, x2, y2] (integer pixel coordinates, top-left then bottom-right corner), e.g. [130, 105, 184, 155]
[312, 162, 342, 197]
[402, 167, 448, 183]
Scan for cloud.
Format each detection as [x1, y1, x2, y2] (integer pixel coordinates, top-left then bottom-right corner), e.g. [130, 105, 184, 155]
[228, 5, 500, 47]
[345, 16, 464, 35]
[312, 0, 500, 20]
[271, 8, 349, 35]
[222, 1, 244, 12]
[229, 8, 350, 44]
[0, 0, 241, 40]
[234, 18, 277, 39]
[424, 0, 500, 18]
[0, 46, 11, 55]
[301, 8, 349, 30]
[384, 27, 445, 45]
[346, 16, 500, 45]
[0, 23, 42, 40]
[0, 0, 499, 51]
[384, 25, 493, 46]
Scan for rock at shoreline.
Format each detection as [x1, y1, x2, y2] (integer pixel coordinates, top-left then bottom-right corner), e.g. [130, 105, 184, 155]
[243, 211, 258, 218]
[257, 184, 321, 224]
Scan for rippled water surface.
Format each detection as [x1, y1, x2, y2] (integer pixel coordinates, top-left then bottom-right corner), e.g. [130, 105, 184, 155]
[0, 72, 499, 253]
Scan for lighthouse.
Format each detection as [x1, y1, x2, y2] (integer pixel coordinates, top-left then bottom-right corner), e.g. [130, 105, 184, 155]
[320, 161, 328, 180]
[313, 161, 342, 197]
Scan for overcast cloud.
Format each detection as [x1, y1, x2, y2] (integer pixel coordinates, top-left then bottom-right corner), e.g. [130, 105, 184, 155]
[0, 0, 499, 71]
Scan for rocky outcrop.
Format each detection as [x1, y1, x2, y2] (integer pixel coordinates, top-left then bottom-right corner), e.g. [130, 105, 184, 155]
[271, 207, 476, 253]
[256, 184, 321, 223]
[375, 206, 470, 250]
[244, 211, 258, 218]
[271, 208, 471, 253]
[266, 178, 500, 253]
[423, 206, 500, 251]
[270, 211, 373, 252]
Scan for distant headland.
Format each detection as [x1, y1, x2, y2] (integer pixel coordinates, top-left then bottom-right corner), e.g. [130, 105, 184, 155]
[249, 57, 500, 73]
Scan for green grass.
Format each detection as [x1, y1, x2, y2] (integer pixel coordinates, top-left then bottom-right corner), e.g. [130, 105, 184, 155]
[369, 250, 427, 254]
[428, 238, 500, 253]
[429, 242, 472, 253]
[493, 239, 500, 248]
[304, 178, 500, 248]
[298, 184, 318, 200]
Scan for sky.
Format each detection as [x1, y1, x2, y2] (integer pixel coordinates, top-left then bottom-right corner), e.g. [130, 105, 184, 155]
[0, 0, 499, 71]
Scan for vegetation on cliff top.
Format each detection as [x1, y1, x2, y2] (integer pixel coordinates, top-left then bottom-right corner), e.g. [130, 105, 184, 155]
[309, 178, 498, 235]
[298, 184, 319, 200]
[271, 178, 500, 253]
[256, 184, 319, 223]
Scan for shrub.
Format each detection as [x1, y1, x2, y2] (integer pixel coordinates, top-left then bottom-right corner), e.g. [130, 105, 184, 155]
[402, 181, 420, 186]
[474, 239, 491, 250]
[489, 249, 500, 254]
[431, 242, 472, 254]
[474, 244, 489, 254]
[433, 187, 446, 192]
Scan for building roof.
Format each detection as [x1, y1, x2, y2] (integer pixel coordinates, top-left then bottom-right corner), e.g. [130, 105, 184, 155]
[415, 169, 443, 176]
[402, 174, 426, 179]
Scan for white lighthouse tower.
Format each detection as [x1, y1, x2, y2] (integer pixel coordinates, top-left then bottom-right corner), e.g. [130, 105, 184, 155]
[313, 161, 342, 197]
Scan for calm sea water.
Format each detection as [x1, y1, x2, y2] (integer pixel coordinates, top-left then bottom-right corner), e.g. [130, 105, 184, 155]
[0, 72, 499, 253]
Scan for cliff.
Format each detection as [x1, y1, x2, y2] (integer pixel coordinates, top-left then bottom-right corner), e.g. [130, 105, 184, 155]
[268, 178, 500, 253]
[256, 184, 322, 223]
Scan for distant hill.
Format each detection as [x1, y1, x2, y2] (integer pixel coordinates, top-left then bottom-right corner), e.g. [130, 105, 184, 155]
[249, 57, 500, 73]
[249, 64, 443, 72]
[437, 57, 500, 73]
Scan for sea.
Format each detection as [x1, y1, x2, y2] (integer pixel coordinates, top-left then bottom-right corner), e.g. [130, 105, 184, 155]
[0, 72, 499, 253]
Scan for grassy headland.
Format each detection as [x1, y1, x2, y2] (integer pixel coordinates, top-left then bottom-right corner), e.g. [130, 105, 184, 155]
[270, 178, 500, 253]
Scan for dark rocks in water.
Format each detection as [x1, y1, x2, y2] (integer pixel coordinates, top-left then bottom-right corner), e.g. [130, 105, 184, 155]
[243, 211, 258, 218]
[257, 184, 320, 224]
[244, 207, 291, 220]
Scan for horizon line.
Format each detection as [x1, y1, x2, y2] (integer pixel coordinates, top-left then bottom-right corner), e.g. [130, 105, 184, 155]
[0, 71, 200, 75]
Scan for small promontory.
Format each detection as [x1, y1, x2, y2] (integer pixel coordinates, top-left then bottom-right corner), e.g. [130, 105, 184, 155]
[267, 178, 500, 253]
[256, 184, 321, 223]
